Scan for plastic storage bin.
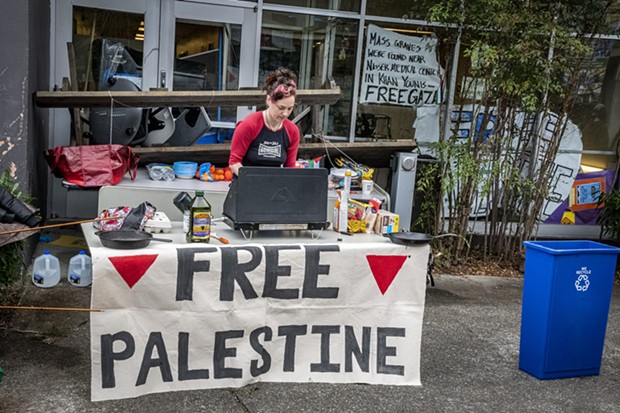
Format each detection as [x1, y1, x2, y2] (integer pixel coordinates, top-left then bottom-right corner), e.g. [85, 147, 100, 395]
[519, 240, 620, 379]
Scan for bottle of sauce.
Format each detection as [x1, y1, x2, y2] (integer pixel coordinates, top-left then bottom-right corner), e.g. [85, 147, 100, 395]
[186, 190, 211, 243]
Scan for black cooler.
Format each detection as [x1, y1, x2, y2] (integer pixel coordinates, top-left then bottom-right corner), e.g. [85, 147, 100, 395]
[223, 167, 329, 231]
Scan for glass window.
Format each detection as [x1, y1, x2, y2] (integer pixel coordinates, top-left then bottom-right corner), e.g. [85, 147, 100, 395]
[569, 39, 620, 169]
[260, 11, 359, 138]
[452, 32, 619, 170]
[366, 0, 435, 21]
[357, 22, 452, 142]
[605, 1, 620, 34]
[173, 22, 240, 92]
[72, 6, 144, 91]
[266, 0, 360, 13]
[173, 20, 242, 137]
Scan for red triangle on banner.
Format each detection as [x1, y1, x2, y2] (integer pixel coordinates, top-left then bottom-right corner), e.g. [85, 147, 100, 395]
[366, 255, 408, 295]
[108, 254, 158, 288]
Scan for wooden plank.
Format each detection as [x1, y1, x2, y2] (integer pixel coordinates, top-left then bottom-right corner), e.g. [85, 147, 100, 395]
[33, 88, 341, 108]
[296, 141, 417, 168]
[132, 140, 416, 168]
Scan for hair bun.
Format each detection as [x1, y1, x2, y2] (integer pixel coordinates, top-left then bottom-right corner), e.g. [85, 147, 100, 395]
[264, 67, 298, 99]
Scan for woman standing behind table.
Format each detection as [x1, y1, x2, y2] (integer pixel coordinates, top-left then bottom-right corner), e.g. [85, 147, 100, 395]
[228, 68, 300, 176]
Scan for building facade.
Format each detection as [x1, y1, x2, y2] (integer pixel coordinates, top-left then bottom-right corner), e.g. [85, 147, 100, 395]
[1, 0, 619, 221]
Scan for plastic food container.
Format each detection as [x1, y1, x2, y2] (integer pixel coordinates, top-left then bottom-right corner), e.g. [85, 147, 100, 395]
[173, 162, 198, 179]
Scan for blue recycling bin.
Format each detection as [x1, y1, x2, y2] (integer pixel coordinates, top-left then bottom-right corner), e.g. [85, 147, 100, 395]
[519, 240, 620, 379]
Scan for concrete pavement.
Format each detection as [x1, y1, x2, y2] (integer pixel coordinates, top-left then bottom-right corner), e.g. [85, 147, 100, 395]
[0, 227, 619, 412]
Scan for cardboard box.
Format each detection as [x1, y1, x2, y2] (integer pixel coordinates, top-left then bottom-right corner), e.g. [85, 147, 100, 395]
[374, 210, 399, 234]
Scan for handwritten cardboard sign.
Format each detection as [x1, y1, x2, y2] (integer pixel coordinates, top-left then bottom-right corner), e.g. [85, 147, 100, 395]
[360, 24, 440, 106]
[90, 241, 429, 401]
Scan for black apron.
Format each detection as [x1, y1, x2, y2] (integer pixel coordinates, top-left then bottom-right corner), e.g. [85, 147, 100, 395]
[242, 126, 290, 167]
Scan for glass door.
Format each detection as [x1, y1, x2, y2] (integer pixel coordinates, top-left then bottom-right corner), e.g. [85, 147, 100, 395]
[53, 0, 157, 145]
[159, 1, 259, 143]
[70, 6, 149, 92]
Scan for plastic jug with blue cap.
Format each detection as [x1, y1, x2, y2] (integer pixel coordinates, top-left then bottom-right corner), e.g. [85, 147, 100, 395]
[32, 250, 61, 288]
[67, 250, 93, 287]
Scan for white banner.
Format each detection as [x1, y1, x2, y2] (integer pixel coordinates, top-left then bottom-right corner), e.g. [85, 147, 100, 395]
[90, 241, 429, 401]
[360, 24, 441, 106]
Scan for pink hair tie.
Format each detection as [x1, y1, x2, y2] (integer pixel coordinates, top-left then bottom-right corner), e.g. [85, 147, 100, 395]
[273, 80, 297, 97]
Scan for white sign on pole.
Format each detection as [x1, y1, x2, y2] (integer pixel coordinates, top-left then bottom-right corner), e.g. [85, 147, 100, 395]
[90, 241, 429, 401]
[360, 24, 441, 107]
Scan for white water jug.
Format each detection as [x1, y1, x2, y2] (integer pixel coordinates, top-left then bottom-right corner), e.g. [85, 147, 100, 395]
[67, 250, 92, 287]
[32, 250, 61, 288]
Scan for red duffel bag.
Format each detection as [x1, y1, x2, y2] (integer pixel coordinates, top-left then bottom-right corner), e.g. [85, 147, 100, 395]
[46, 144, 139, 187]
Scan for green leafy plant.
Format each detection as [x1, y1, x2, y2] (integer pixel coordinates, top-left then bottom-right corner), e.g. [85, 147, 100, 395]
[0, 170, 32, 290]
[597, 188, 620, 241]
[413, 157, 441, 234]
[0, 170, 34, 204]
[0, 242, 25, 286]
[422, 1, 615, 266]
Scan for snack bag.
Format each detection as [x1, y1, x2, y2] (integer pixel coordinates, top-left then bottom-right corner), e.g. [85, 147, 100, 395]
[347, 199, 369, 233]
[199, 163, 233, 181]
[198, 163, 214, 181]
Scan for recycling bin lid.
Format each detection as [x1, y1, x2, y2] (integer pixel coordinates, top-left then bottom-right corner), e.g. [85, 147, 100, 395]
[523, 240, 620, 255]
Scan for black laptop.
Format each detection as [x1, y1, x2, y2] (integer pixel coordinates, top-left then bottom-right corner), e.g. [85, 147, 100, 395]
[223, 167, 329, 231]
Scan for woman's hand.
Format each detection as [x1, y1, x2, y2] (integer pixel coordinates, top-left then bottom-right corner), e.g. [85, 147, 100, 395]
[229, 163, 242, 176]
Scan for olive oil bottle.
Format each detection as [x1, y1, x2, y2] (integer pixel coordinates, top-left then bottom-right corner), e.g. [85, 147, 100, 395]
[186, 190, 212, 243]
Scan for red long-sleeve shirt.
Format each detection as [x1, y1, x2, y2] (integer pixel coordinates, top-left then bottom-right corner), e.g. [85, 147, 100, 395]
[228, 111, 300, 168]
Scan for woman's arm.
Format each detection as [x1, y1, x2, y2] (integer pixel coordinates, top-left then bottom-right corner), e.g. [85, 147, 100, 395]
[228, 113, 260, 175]
[229, 162, 243, 176]
[284, 121, 301, 168]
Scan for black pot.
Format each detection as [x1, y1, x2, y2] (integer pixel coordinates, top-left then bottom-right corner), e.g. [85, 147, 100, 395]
[386, 232, 458, 246]
[96, 230, 173, 249]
